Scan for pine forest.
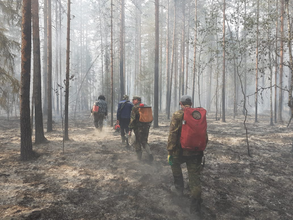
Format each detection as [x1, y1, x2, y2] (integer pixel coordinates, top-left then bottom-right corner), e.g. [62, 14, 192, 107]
[1, 0, 293, 219]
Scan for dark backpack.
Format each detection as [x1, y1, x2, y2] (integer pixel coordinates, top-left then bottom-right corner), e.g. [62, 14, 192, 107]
[180, 107, 207, 151]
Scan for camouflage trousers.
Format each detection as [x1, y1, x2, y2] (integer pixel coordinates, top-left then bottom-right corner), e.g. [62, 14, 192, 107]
[133, 125, 151, 154]
[93, 113, 105, 130]
[171, 155, 202, 199]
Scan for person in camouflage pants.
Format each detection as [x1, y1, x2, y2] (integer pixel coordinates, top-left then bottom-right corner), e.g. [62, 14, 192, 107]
[167, 95, 208, 217]
[128, 96, 153, 161]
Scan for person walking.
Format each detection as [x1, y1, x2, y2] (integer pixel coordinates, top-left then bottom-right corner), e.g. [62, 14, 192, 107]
[167, 95, 208, 218]
[91, 95, 107, 130]
[117, 95, 133, 147]
[128, 96, 153, 161]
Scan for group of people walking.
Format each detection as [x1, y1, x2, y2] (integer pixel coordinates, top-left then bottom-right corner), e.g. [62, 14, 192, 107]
[91, 94, 208, 218]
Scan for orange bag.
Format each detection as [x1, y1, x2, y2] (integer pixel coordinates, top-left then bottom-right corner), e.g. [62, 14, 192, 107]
[138, 104, 153, 123]
[92, 105, 99, 113]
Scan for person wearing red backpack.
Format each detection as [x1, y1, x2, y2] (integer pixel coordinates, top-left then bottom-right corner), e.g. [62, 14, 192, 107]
[167, 95, 208, 218]
[128, 96, 154, 162]
[91, 95, 108, 130]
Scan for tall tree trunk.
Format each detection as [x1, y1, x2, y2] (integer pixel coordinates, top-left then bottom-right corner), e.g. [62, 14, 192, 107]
[43, 0, 48, 116]
[185, 0, 191, 95]
[255, 0, 259, 123]
[120, 0, 125, 99]
[135, 0, 139, 95]
[243, 0, 247, 116]
[154, 0, 159, 128]
[99, 0, 104, 95]
[274, 0, 279, 123]
[216, 46, 219, 120]
[159, 5, 163, 112]
[165, 0, 170, 115]
[167, 1, 177, 119]
[174, 33, 178, 109]
[197, 54, 201, 106]
[208, 61, 212, 112]
[279, 0, 284, 123]
[268, 0, 274, 126]
[137, 0, 142, 95]
[59, 0, 62, 116]
[181, 0, 185, 96]
[20, 0, 33, 161]
[55, 0, 59, 115]
[47, 0, 53, 131]
[233, 57, 237, 119]
[111, 0, 114, 127]
[222, 0, 226, 122]
[285, 0, 293, 123]
[32, 0, 46, 144]
[64, 0, 71, 140]
[192, 0, 197, 105]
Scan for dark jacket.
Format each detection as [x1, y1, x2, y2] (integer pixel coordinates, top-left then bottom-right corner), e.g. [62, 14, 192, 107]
[117, 100, 133, 120]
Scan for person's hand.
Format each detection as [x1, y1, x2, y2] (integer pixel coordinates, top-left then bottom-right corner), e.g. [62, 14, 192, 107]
[167, 155, 173, 166]
[128, 131, 132, 136]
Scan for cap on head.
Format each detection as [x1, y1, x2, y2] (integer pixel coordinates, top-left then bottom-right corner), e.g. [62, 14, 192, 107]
[98, 95, 106, 100]
[122, 94, 129, 100]
[132, 96, 141, 101]
[180, 95, 192, 105]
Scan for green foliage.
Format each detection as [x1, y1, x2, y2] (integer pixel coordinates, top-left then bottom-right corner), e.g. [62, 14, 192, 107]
[0, 0, 21, 112]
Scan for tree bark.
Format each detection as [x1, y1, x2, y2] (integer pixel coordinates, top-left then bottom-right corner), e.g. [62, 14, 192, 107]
[181, 0, 185, 96]
[43, 0, 48, 116]
[222, 0, 226, 122]
[192, 0, 197, 105]
[268, 0, 274, 126]
[20, 0, 33, 161]
[120, 0, 125, 99]
[279, 0, 284, 123]
[167, 1, 177, 119]
[55, 0, 59, 115]
[255, 0, 259, 123]
[153, 0, 159, 128]
[111, 0, 114, 127]
[285, 0, 293, 125]
[32, 0, 46, 144]
[64, 0, 71, 140]
[165, 0, 170, 115]
[185, 0, 191, 95]
[47, 0, 53, 131]
[274, 0, 279, 123]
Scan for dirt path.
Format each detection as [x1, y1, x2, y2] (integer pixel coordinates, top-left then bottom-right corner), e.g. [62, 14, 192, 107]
[1, 113, 293, 220]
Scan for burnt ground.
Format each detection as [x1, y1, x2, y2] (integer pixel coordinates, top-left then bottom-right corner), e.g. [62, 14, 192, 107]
[0, 112, 293, 220]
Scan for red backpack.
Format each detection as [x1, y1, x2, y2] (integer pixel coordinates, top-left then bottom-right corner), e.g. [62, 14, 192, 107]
[138, 103, 153, 123]
[180, 107, 207, 151]
[92, 105, 99, 113]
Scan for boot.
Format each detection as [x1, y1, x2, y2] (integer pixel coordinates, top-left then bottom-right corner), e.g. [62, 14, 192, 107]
[190, 198, 202, 219]
[174, 175, 184, 191]
[170, 175, 184, 196]
[125, 136, 130, 147]
[121, 136, 126, 144]
[136, 151, 142, 160]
